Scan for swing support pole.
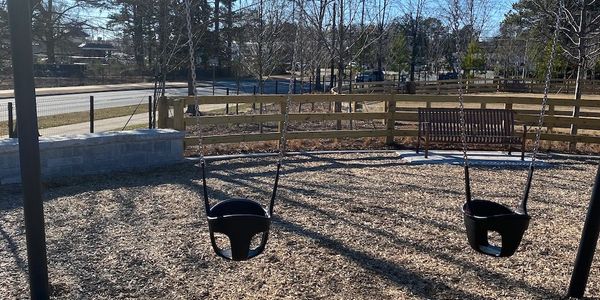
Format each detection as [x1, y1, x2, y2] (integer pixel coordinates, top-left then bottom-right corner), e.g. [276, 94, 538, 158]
[7, 0, 50, 298]
[568, 164, 600, 298]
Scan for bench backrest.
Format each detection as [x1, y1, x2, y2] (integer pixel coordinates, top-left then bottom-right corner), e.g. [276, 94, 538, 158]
[418, 108, 517, 144]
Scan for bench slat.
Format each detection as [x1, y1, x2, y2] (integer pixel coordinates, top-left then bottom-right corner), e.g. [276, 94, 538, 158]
[418, 108, 521, 145]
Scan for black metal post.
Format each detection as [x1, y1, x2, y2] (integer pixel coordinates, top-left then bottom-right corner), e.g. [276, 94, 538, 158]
[89, 96, 94, 133]
[148, 96, 152, 129]
[252, 86, 256, 110]
[226, 88, 229, 114]
[8, 101, 14, 138]
[309, 78, 312, 94]
[568, 164, 600, 298]
[152, 94, 157, 129]
[212, 65, 216, 95]
[293, 78, 297, 94]
[7, 0, 49, 298]
[275, 80, 278, 94]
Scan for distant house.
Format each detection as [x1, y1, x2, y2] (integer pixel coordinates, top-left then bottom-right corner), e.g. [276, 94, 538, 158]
[78, 42, 117, 58]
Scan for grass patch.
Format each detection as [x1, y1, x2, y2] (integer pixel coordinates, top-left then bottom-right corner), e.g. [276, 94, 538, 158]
[0, 104, 149, 136]
[110, 123, 149, 132]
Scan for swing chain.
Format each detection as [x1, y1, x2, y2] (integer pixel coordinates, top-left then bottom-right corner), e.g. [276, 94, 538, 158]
[530, 0, 562, 164]
[277, 0, 301, 164]
[452, 0, 469, 168]
[184, 0, 205, 165]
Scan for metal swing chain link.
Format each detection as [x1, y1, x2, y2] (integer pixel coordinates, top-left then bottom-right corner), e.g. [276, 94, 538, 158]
[452, 1, 469, 167]
[277, 0, 300, 165]
[531, 1, 562, 164]
[184, 0, 205, 165]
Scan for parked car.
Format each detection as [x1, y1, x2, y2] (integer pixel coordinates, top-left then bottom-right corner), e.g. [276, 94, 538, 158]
[438, 72, 459, 80]
[355, 70, 384, 82]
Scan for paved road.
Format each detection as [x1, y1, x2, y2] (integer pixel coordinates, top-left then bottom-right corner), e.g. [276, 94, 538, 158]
[0, 79, 309, 120]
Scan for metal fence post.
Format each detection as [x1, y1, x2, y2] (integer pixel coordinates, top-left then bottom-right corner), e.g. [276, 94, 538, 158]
[148, 96, 152, 129]
[89, 96, 94, 133]
[8, 101, 14, 138]
[253, 86, 257, 111]
[275, 80, 278, 94]
[226, 88, 230, 114]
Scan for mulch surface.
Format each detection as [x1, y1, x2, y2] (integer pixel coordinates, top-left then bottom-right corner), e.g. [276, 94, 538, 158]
[1, 153, 599, 299]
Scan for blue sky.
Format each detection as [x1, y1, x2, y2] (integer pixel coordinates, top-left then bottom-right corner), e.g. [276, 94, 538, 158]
[84, 0, 519, 40]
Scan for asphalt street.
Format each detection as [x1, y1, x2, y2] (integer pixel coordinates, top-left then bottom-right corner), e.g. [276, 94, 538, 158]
[0, 80, 308, 120]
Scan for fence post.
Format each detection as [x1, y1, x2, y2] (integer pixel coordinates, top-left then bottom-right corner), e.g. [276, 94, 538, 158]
[293, 78, 297, 94]
[158, 96, 169, 128]
[7, 102, 14, 138]
[89, 95, 94, 133]
[386, 93, 396, 145]
[226, 88, 230, 114]
[173, 99, 185, 131]
[148, 96, 152, 129]
[275, 80, 278, 94]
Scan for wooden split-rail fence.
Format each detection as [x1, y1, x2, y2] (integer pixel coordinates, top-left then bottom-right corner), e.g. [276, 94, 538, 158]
[158, 93, 600, 150]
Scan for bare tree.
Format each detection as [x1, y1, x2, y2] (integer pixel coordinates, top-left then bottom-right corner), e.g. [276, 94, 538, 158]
[236, 0, 290, 92]
[556, 0, 600, 148]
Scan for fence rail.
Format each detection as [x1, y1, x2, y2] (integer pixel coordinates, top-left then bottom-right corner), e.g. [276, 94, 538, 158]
[342, 79, 600, 95]
[159, 94, 600, 149]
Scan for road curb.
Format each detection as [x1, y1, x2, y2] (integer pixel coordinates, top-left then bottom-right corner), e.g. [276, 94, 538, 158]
[0, 83, 188, 99]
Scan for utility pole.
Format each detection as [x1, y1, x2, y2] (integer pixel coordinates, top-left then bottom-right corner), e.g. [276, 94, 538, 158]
[7, 0, 50, 298]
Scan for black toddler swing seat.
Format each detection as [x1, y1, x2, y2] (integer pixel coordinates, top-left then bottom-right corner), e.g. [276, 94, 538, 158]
[461, 165, 534, 257]
[463, 200, 530, 257]
[201, 162, 281, 261]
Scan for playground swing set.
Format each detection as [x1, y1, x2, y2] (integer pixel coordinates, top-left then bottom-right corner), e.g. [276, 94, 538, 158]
[5, 0, 600, 298]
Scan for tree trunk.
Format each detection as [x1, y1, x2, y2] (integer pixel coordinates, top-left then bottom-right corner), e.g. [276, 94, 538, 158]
[336, 0, 344, 130]
[45, 0, 55, 64]
[214, 0, 221, 67]
[226, 0, 233, 70]
[329, 1, 336, 91]
[159, 0, 168, 96]
[316, 68, 321, 90]
[570, 0, 588, 151]
[133, 3, 145, 73]
[409, 17, 419, 82]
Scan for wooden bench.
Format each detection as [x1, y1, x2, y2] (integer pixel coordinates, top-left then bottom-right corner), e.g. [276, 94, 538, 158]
[416, 108, 527, 160]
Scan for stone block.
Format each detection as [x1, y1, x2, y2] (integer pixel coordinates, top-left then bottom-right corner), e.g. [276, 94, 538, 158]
[0, 130, 184, 184]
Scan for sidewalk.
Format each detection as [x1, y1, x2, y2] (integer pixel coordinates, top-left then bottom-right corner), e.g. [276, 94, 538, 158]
[6, 103, 229, 138]
[0, 82, 188, 99]
[38, 113, 150, 136]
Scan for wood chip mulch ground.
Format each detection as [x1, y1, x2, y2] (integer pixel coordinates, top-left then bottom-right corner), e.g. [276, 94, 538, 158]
[1, 153, 599, 299]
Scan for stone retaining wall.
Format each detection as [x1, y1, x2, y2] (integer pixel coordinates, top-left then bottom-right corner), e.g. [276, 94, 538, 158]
[0, 129, 184, 184]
